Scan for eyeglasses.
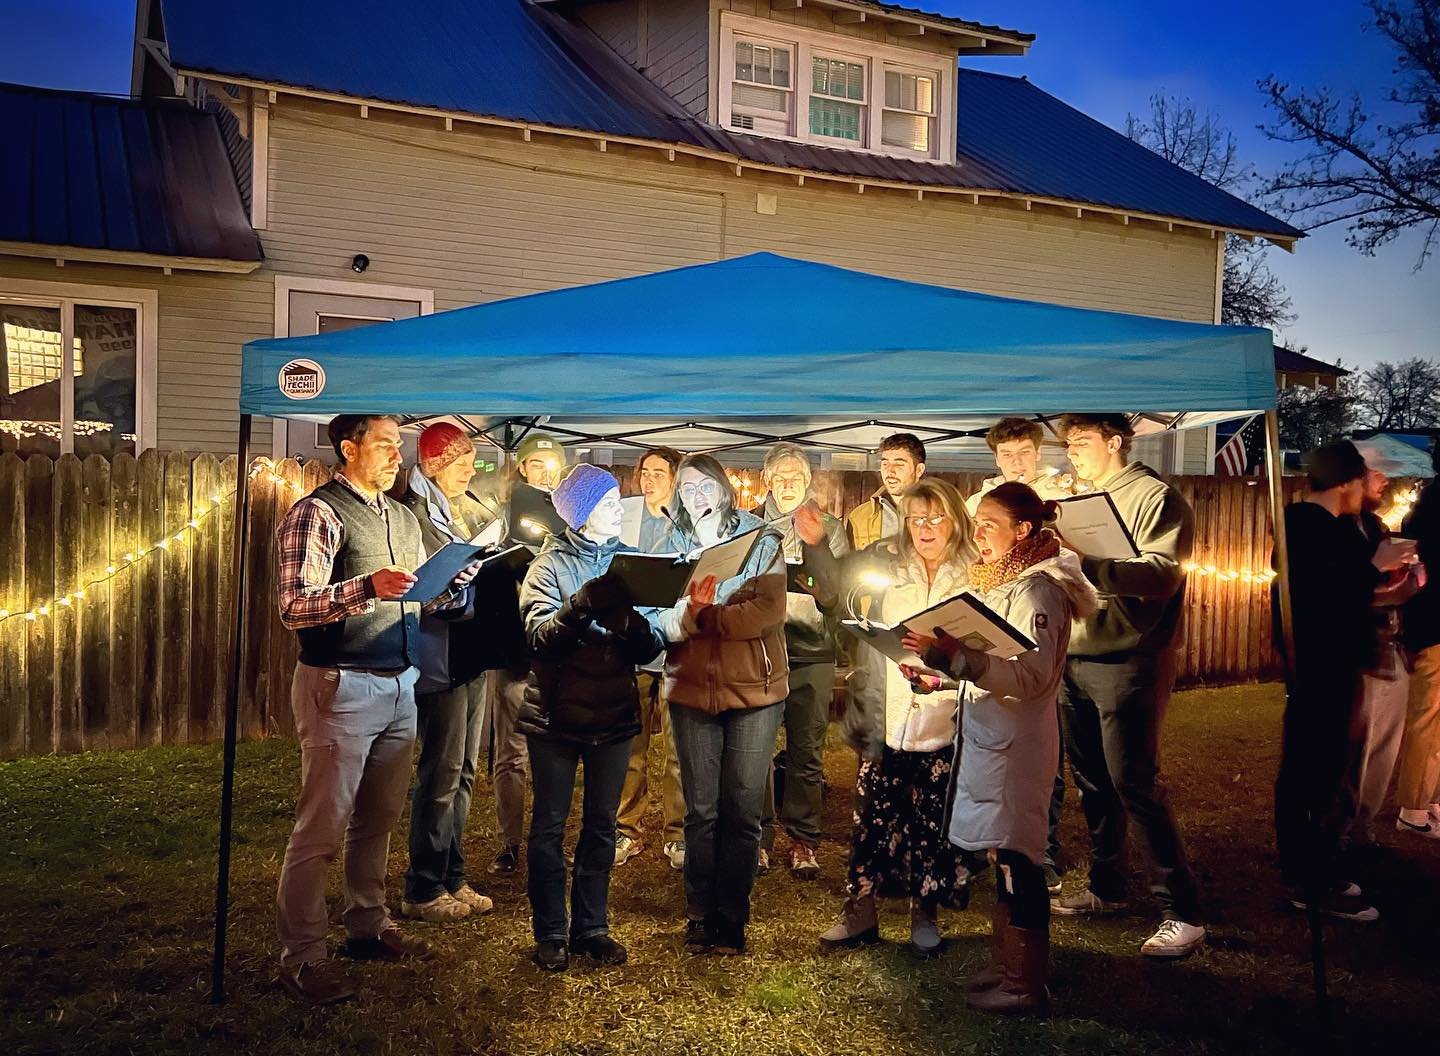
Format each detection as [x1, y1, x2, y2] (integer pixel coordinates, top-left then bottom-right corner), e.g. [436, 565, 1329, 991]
[907, 514, 951, 529]
[679, 481, 721, 499]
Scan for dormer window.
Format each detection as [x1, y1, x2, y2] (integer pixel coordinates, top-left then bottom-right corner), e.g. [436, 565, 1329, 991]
[718, 12, 954, 163]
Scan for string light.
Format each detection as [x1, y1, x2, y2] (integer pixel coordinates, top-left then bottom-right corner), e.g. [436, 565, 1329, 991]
[0, 458, 306, 627]
[1382, 485, 1419, 532]
[1183, 561, 1277, 585]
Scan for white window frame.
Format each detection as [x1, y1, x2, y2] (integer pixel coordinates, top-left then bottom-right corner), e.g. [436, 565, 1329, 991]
[879, 62, 940, 160]
[0, 278, 158, 455]
[806, 48, 871, 148]
[728, 35, 796, 134]
[715, 11, 955, 164]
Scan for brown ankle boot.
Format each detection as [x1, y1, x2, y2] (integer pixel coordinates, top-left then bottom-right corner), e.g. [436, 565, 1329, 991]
[963, 900, 1011, 993]
[966, 924, 1049, 1014]
[819, 895, 880, 950]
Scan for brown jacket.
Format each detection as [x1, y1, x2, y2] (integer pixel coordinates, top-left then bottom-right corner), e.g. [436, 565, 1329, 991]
[652, 510, 790, 715]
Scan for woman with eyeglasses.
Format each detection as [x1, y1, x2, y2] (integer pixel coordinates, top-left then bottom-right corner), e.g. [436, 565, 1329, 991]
[903, 482, 1097, 1013]
[649, 453, 788, 956]
[818, 477, 977, 956]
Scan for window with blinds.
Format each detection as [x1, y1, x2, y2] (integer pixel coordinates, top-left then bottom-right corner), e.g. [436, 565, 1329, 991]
[731, 39, 794, 136]
[881, 68, 935, 154]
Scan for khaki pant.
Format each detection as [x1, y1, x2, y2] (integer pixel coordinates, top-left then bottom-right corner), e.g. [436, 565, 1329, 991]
[276, 663, 419, 969]
[1347, 651, 1409, 842]
[1398, 645, 1440, 810]
[487, 667, 530, 848]
[616, 672, 685, 845]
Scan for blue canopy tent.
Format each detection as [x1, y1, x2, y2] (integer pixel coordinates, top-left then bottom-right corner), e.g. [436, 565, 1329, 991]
[213, 252, 1295, 999]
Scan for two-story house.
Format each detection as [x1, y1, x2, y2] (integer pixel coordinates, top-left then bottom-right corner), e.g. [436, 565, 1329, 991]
[0, 0, 1300, 470]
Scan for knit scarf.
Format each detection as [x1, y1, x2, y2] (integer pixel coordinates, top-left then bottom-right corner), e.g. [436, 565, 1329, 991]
[968, 528, 1060, 595]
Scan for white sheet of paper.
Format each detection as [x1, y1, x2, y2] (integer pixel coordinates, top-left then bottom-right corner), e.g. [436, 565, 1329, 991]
[686, 527, 760, 589]
[470, 518, 504, 547]
[619, 495, 646, 549]
[1053, 493, 1139, 561]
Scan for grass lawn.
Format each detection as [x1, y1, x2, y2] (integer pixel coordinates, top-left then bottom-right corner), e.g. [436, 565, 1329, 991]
[1, 681, 1435, 1055]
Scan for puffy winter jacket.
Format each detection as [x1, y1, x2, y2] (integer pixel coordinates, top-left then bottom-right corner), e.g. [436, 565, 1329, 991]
[518, 529, 664, 746]
[650, 510, 790, 715]
[945, 549, 1099, 865]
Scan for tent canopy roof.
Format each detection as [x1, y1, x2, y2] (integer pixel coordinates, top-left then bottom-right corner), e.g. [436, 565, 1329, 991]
[242, 253, 1274, 451]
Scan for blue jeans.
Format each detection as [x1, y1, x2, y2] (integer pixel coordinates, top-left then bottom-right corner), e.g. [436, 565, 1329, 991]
[525, 734, 633, 943]
[404, 678, 486, 903]
[670, 701, 784, 928]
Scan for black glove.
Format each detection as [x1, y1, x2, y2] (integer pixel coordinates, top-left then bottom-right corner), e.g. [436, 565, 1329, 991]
[921, 627, 962, 676]
[570, 570, 631, 618]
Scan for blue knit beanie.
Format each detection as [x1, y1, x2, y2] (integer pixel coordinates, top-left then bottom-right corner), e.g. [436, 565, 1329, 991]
[552, 464, 619, 530]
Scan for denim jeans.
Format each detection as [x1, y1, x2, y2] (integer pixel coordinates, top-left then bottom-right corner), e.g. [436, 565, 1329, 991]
[276, 664, 418, 969]
[760, 662, 832, 851]
[1059, 650, 1201, 922]
[525, 734, 633, 943]
[404, 676, 486, 903]
[670, 701, 784, 928]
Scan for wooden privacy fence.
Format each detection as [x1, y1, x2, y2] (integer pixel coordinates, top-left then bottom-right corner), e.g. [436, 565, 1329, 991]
[0, 454, 1303, 759]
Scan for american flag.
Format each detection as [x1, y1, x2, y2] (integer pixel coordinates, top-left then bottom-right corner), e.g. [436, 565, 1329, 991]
[1215, 415, 1264, 476]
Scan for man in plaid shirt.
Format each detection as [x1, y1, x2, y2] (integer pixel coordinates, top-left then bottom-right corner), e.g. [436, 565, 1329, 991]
[273, 413, 477, 1005]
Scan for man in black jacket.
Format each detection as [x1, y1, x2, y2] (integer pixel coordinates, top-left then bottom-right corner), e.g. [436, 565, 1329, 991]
[1275, 441, 1413, 922]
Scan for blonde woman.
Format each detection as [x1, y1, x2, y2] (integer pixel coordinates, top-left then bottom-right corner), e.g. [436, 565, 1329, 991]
[819, 478, 976, 956]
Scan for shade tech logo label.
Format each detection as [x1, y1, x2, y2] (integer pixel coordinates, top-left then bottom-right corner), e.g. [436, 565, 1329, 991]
[279, 359, 326, 400]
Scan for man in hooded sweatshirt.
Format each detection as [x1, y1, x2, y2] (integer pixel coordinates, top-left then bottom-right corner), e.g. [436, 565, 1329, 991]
[1049, 413, 1205, 959]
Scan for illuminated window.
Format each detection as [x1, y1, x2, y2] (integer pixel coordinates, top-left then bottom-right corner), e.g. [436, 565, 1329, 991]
[2, 322, 83, 393]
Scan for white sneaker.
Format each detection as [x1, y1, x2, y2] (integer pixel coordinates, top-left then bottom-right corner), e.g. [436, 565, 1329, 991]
[449, 884, 494, 914]
[663, 840, 686, 871]
[614, 834, 643, 866]
[400, 891, 471, 923]
[1141, 919, 1206, 958]
[1395, 811, 1440, 839]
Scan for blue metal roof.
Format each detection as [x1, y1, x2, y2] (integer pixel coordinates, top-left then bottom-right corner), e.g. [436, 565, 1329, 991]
[0, 82, 262, 262]
[159, 0, 1299, 240]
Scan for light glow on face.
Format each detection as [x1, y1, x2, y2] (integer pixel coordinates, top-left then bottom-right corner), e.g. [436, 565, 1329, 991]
[584, 488, 626, 540]
[878, 450, 922, 497]
[906, 497, 954, 563]
[521, 454, 564, 490]
[766, 456, 810, 513]
[994, 439, 1039, 483]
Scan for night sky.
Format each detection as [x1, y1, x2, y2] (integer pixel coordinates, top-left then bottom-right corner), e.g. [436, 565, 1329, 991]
[2, 0, 1434, 369]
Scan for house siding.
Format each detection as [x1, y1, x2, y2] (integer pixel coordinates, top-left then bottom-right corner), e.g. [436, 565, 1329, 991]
[577, 0, 711, 120]
[719, 0, 958, 56]
[2, 98, 1220, 453]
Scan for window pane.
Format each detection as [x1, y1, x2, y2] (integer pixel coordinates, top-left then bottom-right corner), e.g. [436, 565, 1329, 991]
[773, 48, 791, 87]
[812, 57, 865, 100]
[809, 97, 862, 141]
[753, 44, 773, 84]
[735, 41, 753, 81]
[882, 110, 930, 152]
[885, 71, 934, 114]
[1, 303, 64, 458]
[73, 304, 138, 457]
[734, 83, 787, 113]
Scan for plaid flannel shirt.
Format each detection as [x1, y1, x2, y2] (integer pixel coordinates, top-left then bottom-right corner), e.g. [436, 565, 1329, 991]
[276, 472, 386, 630]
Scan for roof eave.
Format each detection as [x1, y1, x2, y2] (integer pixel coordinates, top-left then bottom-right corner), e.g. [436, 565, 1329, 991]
[180, 69, 1301, 250]
[0, 240, 264, 274]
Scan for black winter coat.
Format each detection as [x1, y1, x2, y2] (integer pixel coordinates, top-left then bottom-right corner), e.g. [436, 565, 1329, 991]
[517, 529, 664, 745]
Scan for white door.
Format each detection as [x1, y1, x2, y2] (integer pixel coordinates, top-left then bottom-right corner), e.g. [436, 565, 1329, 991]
[276, 287, 425, 460]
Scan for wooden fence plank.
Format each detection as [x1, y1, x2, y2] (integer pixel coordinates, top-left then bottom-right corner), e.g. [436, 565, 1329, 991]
[239, 459, 276, 741]
[161, 451, 193, 746]
[189, 454, 221, 741]
[25, 457, 55, 755]
[52, 455, 84, 752]
[0, 454, 26, 758]
[136, 449, 165, 745]
[265, 459, 308, 738]
[213, 456, 239, 743]
[109, 453, 139, 747]
[81, 455, 112, 747]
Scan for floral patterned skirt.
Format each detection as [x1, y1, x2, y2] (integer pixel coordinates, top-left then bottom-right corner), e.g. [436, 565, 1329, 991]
[848, 744, 970, 905]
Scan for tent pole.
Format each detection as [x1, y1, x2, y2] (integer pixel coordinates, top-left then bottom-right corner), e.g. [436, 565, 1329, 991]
[211, 412, 253, 1004]
[1263, 409, 1330, 1029]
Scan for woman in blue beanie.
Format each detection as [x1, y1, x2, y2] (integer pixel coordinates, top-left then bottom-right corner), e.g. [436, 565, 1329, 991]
[518, 464, 664, 971]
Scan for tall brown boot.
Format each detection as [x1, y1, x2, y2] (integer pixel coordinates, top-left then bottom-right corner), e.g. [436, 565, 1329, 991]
[966, 924, 1049, 1014]
[962, 900, 1011, 994]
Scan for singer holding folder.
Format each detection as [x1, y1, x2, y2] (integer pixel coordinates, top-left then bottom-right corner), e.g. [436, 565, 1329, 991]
[649, 454, 789, 957]
[517, 465, 665, 973]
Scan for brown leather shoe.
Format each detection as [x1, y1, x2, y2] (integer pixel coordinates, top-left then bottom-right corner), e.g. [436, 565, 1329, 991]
[276, 961, 356, 1005]
[342, 926, 436, 962]
[962, 900, 1010, 994]
[966, 924, 1050, 1015]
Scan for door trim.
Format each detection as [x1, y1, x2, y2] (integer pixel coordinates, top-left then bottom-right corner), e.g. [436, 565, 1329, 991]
[271, 275, 435, 459]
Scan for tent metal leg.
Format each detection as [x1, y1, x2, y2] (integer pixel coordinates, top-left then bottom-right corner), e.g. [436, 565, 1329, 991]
[1263, 410, 1329, 1028]
[211, 413, 253, 1004]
